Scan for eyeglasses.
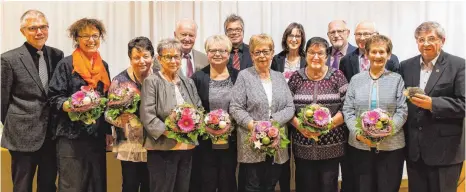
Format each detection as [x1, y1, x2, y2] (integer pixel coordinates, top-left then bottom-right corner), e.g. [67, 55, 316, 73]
[287, 34, 302, 39]
[24, 25, 49, 32]
[327, 29, 347, 36]
[354, 32, 374, 38]
[78, 34, 101, 41]
[307, 51, 326, 58]
[252, 49, 272, 56]
[207, 49, 228, 55]
[416, 37, 440, 44]
[226, 28, 243, 34]
[160, 55, 181, 62]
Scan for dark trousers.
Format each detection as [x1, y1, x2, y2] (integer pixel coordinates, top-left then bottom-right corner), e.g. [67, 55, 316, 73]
[340, 142, 353, 192]
[147, 150, 193, 192]
[9, 137, 57, 192]
[348, 146, 404, 192]
[197, 146, 237, 192]
[121, 161, 149, 192]
[240, 157, 282, 192]
[294, 157, 340, 192]
[278, 132, 292, 192]
[56, 136, 107, 192]
[407, 158, 463, 192]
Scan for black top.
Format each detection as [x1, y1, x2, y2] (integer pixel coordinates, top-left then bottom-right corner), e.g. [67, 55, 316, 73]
[24, 42, 50, 75]
[270, 50, 306, 73]
[48, 55, 111, 139]
[227, 43, 253, 70]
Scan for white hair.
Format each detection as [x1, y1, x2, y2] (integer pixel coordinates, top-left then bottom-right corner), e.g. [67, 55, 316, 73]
[20, 10, 47, 28]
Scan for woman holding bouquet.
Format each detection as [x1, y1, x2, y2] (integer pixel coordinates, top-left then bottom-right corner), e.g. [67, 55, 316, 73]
[230, 34, 295, 192]
[342, 35, 407, 192]
[190, 34, 239, 192]
[140, 38, 202, 192]
[104, 37, 155, 192]
[287, 37, 348, 192]
[48, 18, 111, 191]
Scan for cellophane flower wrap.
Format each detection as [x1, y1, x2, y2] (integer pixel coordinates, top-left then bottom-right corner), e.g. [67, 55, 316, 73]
[164, 103, 205, 144]
[202, 109, 234, 144]
[297, 104, 333, 141]
[248, 121, 290, 157]
[355, 108, 395, 145]
[104, 82, 145, 161]
[64, 86, 107, 125]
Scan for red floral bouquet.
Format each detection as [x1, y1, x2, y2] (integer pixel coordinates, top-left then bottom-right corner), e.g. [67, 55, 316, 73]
[203, 109, 234, 148]
[164, 103, 205, 144]
[248, 121, 290, 157]
[63, 86, 107, 125]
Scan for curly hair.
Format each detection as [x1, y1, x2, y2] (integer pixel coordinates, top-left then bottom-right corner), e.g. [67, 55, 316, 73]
[68, 18, 106, 48]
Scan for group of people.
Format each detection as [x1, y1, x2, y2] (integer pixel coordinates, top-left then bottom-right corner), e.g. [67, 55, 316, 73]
[1, 9, 464, 192]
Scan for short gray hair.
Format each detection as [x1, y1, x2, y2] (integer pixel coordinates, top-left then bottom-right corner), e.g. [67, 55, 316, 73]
[175, 18, 198, 32]
[20, 10, 47, 28]
[205, 34, 232, 53]
[224, 14, 244, 34]
[157, 38, 182, 56]
[414, 21, 446, 39]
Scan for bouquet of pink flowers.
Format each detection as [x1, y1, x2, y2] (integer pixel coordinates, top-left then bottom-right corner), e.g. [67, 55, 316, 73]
[63, 86, 107, 125]
[297, 104, 333, 141]
[355, 108, 395, 145]
[249, 121, 290, 157]
[203, 109, 234, 146]
[164, 103, 205, 144]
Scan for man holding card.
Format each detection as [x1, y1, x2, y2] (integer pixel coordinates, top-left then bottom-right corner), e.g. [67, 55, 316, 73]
[400, 21, 465, 192]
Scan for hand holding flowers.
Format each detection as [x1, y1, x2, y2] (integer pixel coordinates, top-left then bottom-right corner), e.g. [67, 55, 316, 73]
[296, 104, 333, 141]
[63, 86, 107, 125]
[164, 103, 205, 144]
[355, 108, 395, 147]
[203, 109, 234, 147]
[248, 121, 290, 157]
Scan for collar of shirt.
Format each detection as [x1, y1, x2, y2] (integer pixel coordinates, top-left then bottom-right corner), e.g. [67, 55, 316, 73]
[183, 50, 194, 59]
[420, 54, 439, 68]
[24, 41, 46, 56]
[331, 43, 349, 56]
[232, 43, 244, 53]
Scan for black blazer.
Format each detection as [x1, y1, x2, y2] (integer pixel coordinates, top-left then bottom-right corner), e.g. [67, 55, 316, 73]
[270, 50, 306, 72]
[191, 65, 239, 112]
[339, 48, 400, 83]
[1, 44, 63, 151]
[400, 51, 465, 166]
[325, 43, 357, 67]
[227, 43, 253, 70]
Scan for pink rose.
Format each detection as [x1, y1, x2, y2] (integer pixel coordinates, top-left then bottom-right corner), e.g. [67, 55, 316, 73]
[267, 127, 279, 138]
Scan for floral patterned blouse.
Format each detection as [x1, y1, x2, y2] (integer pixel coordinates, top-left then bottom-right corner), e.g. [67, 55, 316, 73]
[287, 68, 348, 160]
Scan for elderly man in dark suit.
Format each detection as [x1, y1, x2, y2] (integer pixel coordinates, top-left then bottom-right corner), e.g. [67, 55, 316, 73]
[1, 10, 63, 192]
[326, 20, 357, 69]
[339, 21, 400, 83]
[224, 14, 253, 71]
[400, 21, 465, 192]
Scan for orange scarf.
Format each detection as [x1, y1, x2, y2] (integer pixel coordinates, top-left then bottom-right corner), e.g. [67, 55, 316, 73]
[72, 48, 110, 92]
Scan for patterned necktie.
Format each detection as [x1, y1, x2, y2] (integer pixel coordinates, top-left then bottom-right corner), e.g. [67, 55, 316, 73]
[233, 48, 240, 70]
[332, 51, 340, 69]
[37, 50, 48, 89]
[361, 54, 370, 71]
[184, 53, 193, 77]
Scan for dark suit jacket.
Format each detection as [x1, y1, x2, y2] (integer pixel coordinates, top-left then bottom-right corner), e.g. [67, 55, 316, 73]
[326, 43, 357, 67]
[270, 50, 306, 72]
[339, 48, 400, 83]
[228, 43, 253, 70]
[1, 44, 64, 152]
[400, 51, 465, 165]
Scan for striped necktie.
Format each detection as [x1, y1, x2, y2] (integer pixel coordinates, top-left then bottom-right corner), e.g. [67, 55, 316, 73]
[233, 48, 240, 70]
[37, 50, 48, 89]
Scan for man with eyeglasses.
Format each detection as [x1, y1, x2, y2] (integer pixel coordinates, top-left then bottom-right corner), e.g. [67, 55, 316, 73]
[326, 20, 356, 69]
[224, 14, 253, 71]
[339, 21, 400, 83]
[170, 18, 207, 78]
[1, 10, 63, 192]
[399, 21, 465, 192]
